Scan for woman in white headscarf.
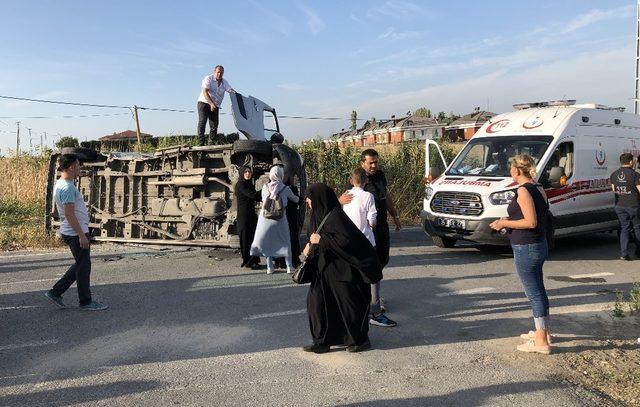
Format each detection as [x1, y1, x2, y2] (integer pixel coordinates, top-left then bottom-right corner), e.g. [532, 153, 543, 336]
[250, 166, 300, 274]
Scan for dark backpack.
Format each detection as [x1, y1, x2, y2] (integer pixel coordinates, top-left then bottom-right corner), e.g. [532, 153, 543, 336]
[263, 187, 285, 220]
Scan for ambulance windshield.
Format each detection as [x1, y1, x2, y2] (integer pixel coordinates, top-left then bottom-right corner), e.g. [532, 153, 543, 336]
[447, 136, 553, 177]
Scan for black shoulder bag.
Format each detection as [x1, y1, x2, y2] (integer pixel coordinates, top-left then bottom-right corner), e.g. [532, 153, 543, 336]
[292, 213, 331, 284]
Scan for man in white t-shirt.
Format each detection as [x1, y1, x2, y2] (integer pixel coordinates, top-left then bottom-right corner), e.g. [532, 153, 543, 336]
[197, 65, 236, 146]
[342, 167, 377, 246]
[45, 154, 107, 311]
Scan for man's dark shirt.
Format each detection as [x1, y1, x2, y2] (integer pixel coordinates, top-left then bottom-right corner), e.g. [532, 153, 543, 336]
[365, 170, 388, 226]
[610, 167, 640, 207]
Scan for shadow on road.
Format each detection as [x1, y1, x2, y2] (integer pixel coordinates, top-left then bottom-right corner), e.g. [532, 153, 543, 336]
[339, 380, 567, 406]
[0, 379, 162, 406]
[0, 227, 633, 396]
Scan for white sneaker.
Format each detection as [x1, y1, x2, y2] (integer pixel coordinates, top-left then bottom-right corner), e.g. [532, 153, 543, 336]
[267, 268, 274, 275]
[286, 267, 294, 274]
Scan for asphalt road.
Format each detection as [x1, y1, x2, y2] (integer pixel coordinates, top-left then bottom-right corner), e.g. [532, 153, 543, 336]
[0, 227, 637, 406]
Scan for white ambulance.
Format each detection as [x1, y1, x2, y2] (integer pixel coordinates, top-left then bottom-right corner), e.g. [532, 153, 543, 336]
[421, 100, 640, 248]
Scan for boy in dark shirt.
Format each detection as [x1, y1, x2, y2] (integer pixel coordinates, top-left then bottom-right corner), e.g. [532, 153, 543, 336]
[610, 153, 640, 260]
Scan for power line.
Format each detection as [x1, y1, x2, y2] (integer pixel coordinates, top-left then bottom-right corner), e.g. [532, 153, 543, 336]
[0, 112, 131, 120]
[0, 94, 362, 121]
[0, 95, 130, 109]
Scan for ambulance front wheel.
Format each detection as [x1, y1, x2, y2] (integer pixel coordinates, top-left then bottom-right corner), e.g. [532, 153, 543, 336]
[432, 235, 457, 248]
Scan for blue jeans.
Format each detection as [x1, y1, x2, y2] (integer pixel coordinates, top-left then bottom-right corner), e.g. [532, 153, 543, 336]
[512, 240, 549, 330]
[614, 206, 640, 257]
[267, 256, 292, 270]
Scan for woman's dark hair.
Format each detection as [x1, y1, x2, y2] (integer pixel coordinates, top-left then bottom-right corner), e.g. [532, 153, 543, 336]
[58, 154, 79, 171]
[360, 148, 378, 162]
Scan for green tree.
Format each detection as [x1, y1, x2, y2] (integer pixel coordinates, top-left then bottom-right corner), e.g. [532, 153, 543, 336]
[369, 117, 377, 129]
[437, 111, 446, 122]
[350, 111, 358, 131]
[414, 107, 432, 118]
[55, 136, 79, 149]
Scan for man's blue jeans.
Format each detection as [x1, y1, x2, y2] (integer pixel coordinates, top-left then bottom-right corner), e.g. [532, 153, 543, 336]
[614, 206, 640, 257]
[512, 240, 549, 330]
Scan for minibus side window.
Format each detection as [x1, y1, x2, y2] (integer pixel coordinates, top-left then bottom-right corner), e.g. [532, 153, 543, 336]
[540, 142, 574, 188]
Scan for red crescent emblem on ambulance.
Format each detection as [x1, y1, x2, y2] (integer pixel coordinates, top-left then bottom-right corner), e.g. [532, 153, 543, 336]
[486, 119, 510, 133]
[523, 116, 544, 129]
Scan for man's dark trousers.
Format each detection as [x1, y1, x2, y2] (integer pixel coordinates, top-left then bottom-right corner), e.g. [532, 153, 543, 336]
[615, 206, 640, 257]
[197, 101, 219, 146]
[373, 221, 390, 268]
[370, 220, 390, 315]
[50, 233, 92, 306]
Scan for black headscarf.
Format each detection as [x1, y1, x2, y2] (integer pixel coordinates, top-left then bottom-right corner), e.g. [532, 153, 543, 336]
[239, 166, 252, 185]
[306, 183, 382, 284]
[306, 183, 340, 235]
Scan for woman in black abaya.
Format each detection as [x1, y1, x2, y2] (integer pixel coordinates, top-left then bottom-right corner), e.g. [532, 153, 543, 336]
[303, 183, 382, 353]
[235, 166, 261, 268]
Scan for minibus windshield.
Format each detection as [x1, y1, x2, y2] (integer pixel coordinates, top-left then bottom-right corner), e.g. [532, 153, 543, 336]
[446, 136, 554, 177]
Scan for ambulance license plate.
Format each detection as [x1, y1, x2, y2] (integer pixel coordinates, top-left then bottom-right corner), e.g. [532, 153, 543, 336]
[435, 217, 466, 229]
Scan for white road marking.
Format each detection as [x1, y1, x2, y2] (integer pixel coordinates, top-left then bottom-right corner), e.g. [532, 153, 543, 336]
[0, 305, 41, 311]
[568, 272, 614, 279]
[0, 339, 59, 351]
[259, 284, 306, 290]
[436, 287, 495, 297]
[0, 252, 66, 260]
[244, 309, 306, 320]
[0, 373, 37, 380]
[0, 278, 58, 286]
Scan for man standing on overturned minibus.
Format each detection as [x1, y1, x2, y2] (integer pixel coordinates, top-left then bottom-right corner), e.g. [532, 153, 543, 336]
[610, 152, 640, 261]
[45, 154, 108, 310]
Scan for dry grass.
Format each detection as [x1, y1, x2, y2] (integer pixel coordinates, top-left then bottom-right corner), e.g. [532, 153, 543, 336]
[0, 156, 61, 251]
[0, 155, 49, 202]
[1, 141, 466, 249]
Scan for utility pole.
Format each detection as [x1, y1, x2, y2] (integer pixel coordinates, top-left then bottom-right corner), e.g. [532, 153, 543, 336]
[15, 121, 20, 156]
[633, 0, 640, 114]
[40, 132, 44, 155]
[27, 128, 32, 148]
[133, 105, 142, 152]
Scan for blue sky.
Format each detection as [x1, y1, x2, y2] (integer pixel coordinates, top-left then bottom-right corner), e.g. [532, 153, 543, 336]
[0, 0, 637, 153]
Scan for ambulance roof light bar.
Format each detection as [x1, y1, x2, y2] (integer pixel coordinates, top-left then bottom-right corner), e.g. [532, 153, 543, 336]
[572, 103, 626, 112]
[513, 100, 576, 110]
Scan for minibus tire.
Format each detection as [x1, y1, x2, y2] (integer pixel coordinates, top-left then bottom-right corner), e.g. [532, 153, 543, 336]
[60, 147, 99, 162]
[432, 236, 457, 248]
[232, 140, 273, 156]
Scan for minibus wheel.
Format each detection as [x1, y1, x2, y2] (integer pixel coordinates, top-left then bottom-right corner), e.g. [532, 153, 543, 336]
[432, 236, 457, 248]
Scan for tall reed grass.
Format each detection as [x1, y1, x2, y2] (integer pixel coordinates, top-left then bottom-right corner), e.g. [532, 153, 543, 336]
[295, 141, 461, 224]
[0, 140, 464, 249]
[0, 155, 59, 250]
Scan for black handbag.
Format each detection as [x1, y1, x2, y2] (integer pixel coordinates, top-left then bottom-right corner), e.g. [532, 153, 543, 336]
[292, 213, 330, 284]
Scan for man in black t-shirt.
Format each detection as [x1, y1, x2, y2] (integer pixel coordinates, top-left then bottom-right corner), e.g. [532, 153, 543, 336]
[340, 149, 402, 327]
[610, 153, 640, 260]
